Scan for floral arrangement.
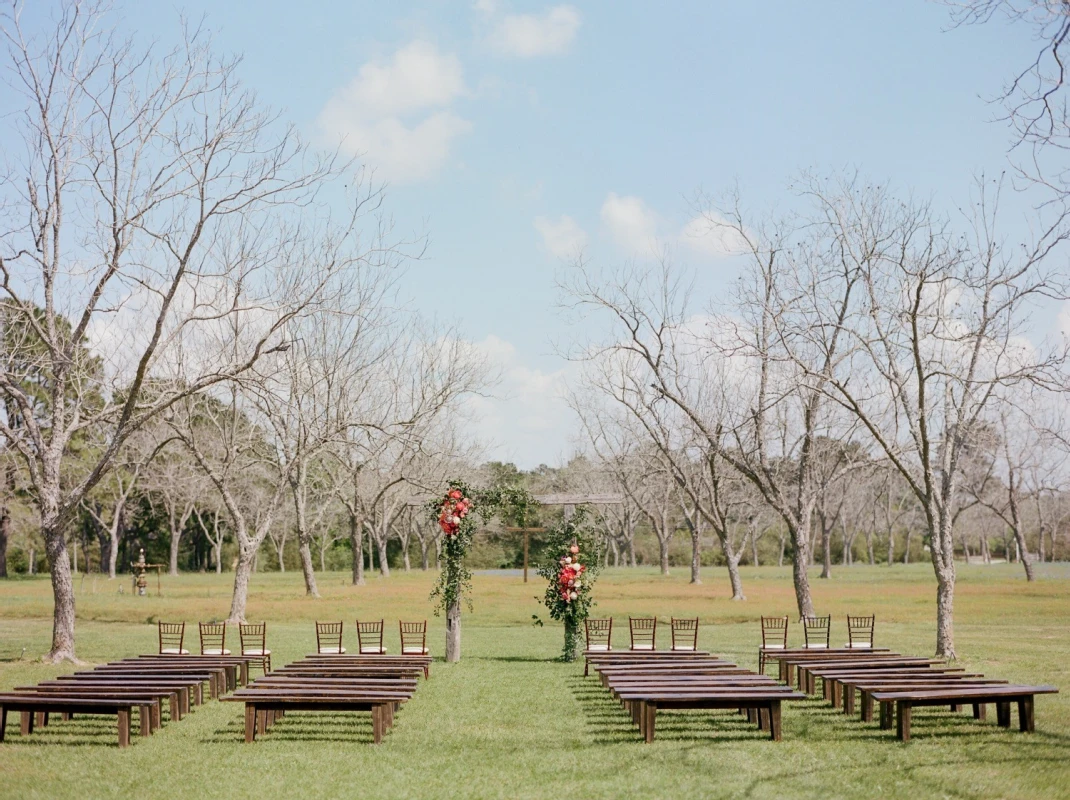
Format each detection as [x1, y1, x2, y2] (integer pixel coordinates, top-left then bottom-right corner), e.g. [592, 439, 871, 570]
[537, 508, 602, 662]
[428, 479, 534, 619]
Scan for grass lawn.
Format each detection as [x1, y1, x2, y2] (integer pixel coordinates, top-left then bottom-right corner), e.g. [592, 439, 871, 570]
[0, 563, 1067, 800]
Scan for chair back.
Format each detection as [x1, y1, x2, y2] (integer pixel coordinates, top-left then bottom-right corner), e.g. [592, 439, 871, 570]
[356, 619, 385, 654]
[846, 614, 875, 648]
[316, 620, 345, 654]
[198, 622, 228, 655]
[802, 615, 831, 648]
[239, 622, 267, 654]
[629, 617, 657, 650]
[399, 620, 428, 655]
[585, 618, 613, 651]
[761, 615, 789, 648]
[670, 617, 699, 651]
[158, 621, 186, 654]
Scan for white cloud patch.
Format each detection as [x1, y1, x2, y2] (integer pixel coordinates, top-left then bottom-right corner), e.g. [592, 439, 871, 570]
[487, 6, 581, 58]
[317, 41, 471, 182]
[463, 335, 577, 467]
[534, 215, 588, 259]
[681, 214, 752, 258]
[600, 192, 661, 257]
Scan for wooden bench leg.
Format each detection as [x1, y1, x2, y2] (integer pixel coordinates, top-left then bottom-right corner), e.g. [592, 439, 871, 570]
[770, 700, 782, 741]
[21, 711, 33, 735]
[117, 709, 130, 748]
[747, 707, 757, 724]
[244, 704, 256, 742]
[973, 703, 986, 721]
[896, 701, 911, 742]
[0, 706, 5, 742]
[256, 708, 268, 736]
[644, 702, 656, 743]
[950, 704, 961, 713]
[997, 701, 1011, 728]
[861, 691, 873, 723]
[61, 712, 71, 721]
[879, 701, 892, 730]
[372, 704, 383, 744]
[1018, 697, 1034, 733]
[140, 705, 152, 737]
[758, 707, 769, 731]
[844, 686, 855, 715]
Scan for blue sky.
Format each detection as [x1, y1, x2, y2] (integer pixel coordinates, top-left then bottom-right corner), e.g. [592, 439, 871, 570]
[10, 1, 1063, 466]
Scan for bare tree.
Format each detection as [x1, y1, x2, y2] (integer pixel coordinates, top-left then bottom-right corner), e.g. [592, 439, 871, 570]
[0, 3, 359, 661]
[774, 173, 1068, 657]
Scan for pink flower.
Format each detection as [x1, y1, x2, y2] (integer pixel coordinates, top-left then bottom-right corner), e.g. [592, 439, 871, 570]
[569, 545, 579, 554]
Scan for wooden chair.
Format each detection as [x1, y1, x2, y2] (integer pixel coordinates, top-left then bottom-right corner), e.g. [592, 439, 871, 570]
[629, 617, 657, 651]
[759, 615, 789, 675]
[356, 619, 387, 654]
[198, 622, 231, 656]
[845, 615, 875, 648]
[399, 621, 429, 655]
[585, 618, 613, 652]
[802, 615, 831, 649]
[670, 617, 699, 651]
[158, 622, 189, 655]
[239, 622, 271, 674]
[315, 621, 346, 654]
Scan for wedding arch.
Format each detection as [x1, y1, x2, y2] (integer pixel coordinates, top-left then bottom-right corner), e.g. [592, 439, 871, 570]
[418, 484, 621, 662]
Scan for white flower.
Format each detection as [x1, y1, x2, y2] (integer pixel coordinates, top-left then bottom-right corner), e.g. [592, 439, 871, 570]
[564, 557, 572, 564]
[569, 591, 578, 600]
[573, 580, 582, 588]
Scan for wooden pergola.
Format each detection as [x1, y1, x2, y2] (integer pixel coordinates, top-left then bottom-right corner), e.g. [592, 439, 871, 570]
[409, 492, 623, 582]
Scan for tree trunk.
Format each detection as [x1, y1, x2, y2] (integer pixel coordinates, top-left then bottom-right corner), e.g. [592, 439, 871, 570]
[107, 506, 124, 579]
[446, 598, 461, 662]
[726, 552, 745, 600]
[789, 520, 815, 618]
[866, 530, 875, 565]
[168, 521, 182, 576]
[0, 505, 9, 578]
[376, 537, 391, 577]
[934, 569, 955, 658]
[402, 542, 411, 572]
[902, 529, 911, 564]
[420, 538, 430, 570]
[778, 533, 785, 567]
[658, 536, 670, 576]
[887, 528, 894, 565]
[227, 545, 256, 623]
[687, 518, 701, 584]
[349, 514, 365, 585]
[275, 540, 286, 572]
[298, 539, 320, 597]
[819, 516, 832, 579]
[750, 528, 760, 567]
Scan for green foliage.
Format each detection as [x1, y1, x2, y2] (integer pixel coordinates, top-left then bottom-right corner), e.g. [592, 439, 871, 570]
[428, 479, 535, 615]
[535, 507, 604, 661]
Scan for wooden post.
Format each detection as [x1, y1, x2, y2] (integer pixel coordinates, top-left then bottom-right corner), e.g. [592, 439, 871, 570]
[523, 532, 529, 583]
[446, 598, 461, 662]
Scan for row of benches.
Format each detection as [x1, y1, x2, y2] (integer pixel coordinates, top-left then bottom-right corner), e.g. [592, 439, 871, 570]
[220, 654, 433, 744]
[585, 650, 807, 742]
[762, 648, 1058, 741]
[0, 654, 255, 747]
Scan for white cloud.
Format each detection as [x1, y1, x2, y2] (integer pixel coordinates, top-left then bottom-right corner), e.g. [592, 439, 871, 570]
[534, 215, 588, 259]
[600, 192, 661, 257]
[463, 335, 577, 467]
[487, 6, 581, 58]
[473, 0, 498, 13]
[317, 41, 470, 182]
[681, 214, 751, 258]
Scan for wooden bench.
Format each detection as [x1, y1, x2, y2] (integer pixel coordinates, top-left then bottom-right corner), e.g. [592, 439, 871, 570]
[870, 684, 1059, 741]
[0, 694, 155, 747]
[123, 654, 255, 688]
[795, 658, 942, 695]
[78, 665, 226, 699]
[761, 648, 894, 684]
[614, 687, 807, 742]
[14, 685, 175, 729]
[58, 675, 201, 711]
[222, 689, 412, 744]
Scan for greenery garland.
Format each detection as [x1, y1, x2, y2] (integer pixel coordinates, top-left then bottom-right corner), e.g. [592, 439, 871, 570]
[428, 479, 535, 615]
[535, 507, 603, 661]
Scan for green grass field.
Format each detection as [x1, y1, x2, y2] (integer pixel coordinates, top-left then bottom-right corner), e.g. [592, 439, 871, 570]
[0, 563, 1068, 800]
